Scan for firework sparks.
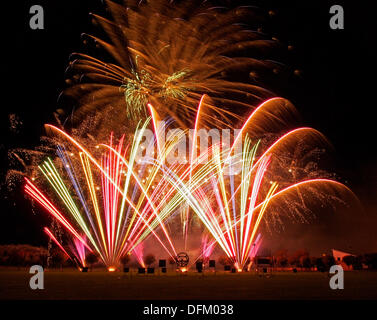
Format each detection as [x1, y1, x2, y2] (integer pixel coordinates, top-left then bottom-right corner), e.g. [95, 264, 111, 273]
[24, 120, 190, 268]
[64, 0, 282, 129]
[22, 96, 359, 271]
[164, 98, 359, 270]
[44, 227, 71, 260]
[201, 235, 215, 263]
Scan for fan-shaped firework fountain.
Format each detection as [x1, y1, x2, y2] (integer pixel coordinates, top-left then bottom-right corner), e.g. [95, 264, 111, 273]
[155, 97, 358, 270]
[22, 97, 357, 270]
[24, 119, 183, 269]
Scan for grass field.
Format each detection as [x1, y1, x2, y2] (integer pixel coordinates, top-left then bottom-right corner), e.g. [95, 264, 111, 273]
[1, 268, 377, 300]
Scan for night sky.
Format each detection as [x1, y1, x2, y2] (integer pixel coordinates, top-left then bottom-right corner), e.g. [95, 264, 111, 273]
[1, 0, 376, 255]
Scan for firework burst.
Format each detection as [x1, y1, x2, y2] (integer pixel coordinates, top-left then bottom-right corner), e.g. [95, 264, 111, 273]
[64, 0, 282, 129]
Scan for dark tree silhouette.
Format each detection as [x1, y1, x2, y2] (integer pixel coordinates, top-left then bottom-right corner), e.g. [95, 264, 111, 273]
[275, 249, 289, 267]
[289, 249, 309, 267]
[50, 249, 65, 269]
[343, 255, 356, 267]
[86, 252, 98, 269]
[363, 253, 377, 269]
[218, 256, 232, 266]
[322, 255, 336, 271]
[302, 257, 312, 269]
[120, 254, 131, 267]
[315, 257, 326, 272]
[0, 245, 48, 267]
[144, 254, 156, 267]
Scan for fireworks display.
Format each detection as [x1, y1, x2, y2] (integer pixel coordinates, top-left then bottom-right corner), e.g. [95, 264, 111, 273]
[6, 1, 359, 272]
[24, 120, 185, 269]
[22, 97, 357, 270]
[64, 0, 283, 129]
[160, 98, 357, 270]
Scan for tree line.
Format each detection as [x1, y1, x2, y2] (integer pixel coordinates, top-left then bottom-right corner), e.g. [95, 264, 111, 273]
[2, 245, 377, 271]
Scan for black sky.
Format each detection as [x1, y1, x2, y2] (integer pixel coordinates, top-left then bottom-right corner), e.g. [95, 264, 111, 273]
[1, 0, 376, 254]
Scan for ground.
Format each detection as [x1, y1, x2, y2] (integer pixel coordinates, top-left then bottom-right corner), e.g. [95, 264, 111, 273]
[1, 268, 377, 300]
